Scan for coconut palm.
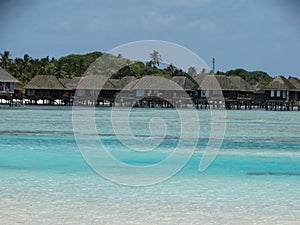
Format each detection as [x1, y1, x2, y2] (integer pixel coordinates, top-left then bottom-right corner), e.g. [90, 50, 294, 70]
[149, 50, 162, 68]
[0, 51, 12, 70]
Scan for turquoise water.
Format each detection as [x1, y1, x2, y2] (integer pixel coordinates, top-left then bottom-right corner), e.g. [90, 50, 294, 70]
[0, 107, 299, 224]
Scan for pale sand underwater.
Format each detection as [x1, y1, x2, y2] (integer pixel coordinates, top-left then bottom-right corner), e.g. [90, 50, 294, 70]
[0, 108, 299, 224]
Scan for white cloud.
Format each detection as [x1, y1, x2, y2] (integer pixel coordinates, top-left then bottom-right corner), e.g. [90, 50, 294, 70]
[141, 12, 175, 30]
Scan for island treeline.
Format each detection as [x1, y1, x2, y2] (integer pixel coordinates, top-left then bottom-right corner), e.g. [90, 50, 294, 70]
[0, 50, 274, 85]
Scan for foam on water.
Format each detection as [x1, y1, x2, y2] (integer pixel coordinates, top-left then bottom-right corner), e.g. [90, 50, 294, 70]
[0, 107, 299, 224]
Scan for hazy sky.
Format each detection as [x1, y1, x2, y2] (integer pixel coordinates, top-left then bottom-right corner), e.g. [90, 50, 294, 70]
[1, 0, 299, 77]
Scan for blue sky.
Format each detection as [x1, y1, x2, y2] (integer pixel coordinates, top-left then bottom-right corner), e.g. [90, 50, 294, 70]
[1, 0, 300, 77]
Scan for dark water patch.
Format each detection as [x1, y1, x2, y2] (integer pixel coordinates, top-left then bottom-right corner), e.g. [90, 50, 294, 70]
[75, 133, 196, 141]
[247, 172, 300, 176]
[0, 165, 27, 170]
[221, 140, 300, 151]
[0, 130, 75, 137]
[224, 137, 300, 144]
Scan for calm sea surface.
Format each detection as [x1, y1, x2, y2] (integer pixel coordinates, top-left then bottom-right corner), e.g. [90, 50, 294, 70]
[0, 107, 299, 225]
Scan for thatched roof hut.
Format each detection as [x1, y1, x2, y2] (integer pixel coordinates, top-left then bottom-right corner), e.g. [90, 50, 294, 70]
[253, 81, 265, 92]
[59, 77, 81, 91]
[192, 74, 208, 87]
[261, 76, 297, 101]
[262, 76, 295, 91]
[131, 76, 182, 91]
[198, 75, 239, 91]
[23, 75, 67, 102]
[109, 79, 120, 89]
[0, 67, 19, 95]
[0, 67, 19, 83]
[76, 75, 117, 90]
[288, 77, 300, 91]
[110, 76, 137, 90]
[171, 76, 198, 91]
[24, 75, 65, 90]
[228, 76, 254, 92]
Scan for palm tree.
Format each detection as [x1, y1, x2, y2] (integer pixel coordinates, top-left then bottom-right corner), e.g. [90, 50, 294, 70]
[23, 54, 32, 74]
[55, 60, 64, 78]
[0, 51, 12, 70]
[63, 61, 75, 78]
[78, 59, 84, 76]
[149, 50, 162, 68]
[23, 54, 31, 63]
[30, 58, 41, 77]
[11, 58, 25, 83]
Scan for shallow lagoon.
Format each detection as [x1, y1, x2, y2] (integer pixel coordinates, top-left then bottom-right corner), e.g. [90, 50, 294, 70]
[0, 107, 299, 224]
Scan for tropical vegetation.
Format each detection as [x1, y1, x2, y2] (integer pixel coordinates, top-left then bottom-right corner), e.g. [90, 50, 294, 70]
[1, 50, 274, 86]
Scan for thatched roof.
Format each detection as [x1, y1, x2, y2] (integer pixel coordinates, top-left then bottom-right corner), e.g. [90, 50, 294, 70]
[199, 75, 239, 91]
[118, 76, 137, 89]
[0, 67, 19, 83]
[253, 81, 264, 91]
[109, 76, 137, 90]
[76, 75, 117, 90]
[252, 81, 265, 93]
[172, 76, 198, 91]
[59, 77, 81, 90]
[228, 76, 254, 92]
[288, 77, 300, 91]
[131, 76, 183, 91]
[115, 76, 138, 91]
[262, 76, 295, 91]
[109, 79, 120, 89]
[192, 74, 208, 86]
[24, 75, 65, 90]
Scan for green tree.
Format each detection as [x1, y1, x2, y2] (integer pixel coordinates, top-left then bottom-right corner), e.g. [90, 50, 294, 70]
[165, 64, 176, 76]
[54, 60, 64, 78]
[225, 68, 273, 85]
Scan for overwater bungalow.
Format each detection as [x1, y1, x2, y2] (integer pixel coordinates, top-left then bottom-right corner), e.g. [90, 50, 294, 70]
[111, 76, 137, 93]
[75, 75, 117, 106]
[18, 71, 300, 110]
[262, 76, 296, 110]
[288, 77, 300, 108]
[113, 76, 137, 106]
[251, 81, 268, 108]
[288, 77, 300, 97]
[59, 77, 81, 105]
[196, 75, 240, 109]
[0, 67, 20, 104]
[0, 67, 19, 94]
[228, 76, 255, 109]
[171, 76, 198, 97]
[120, 75, 191, 108]
[24, 75, 66, 105]
[228, 77, 254, 98]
